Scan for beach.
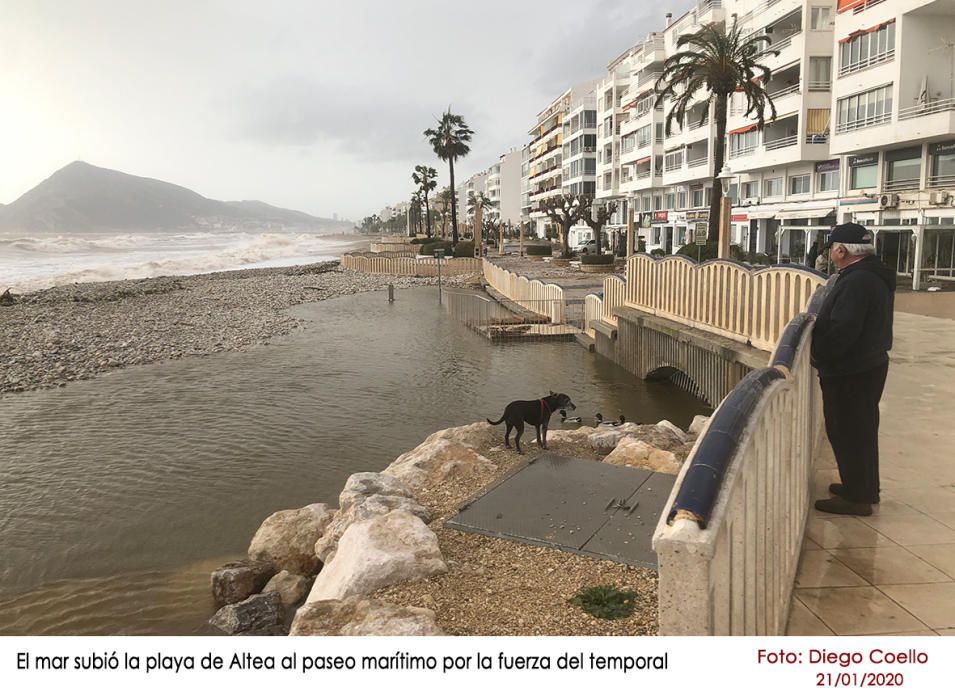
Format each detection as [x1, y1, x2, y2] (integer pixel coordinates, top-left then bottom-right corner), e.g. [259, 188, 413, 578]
[0, 262, 473, 395]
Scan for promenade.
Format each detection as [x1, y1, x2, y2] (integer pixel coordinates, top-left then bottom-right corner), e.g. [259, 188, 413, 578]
[788, 308, 955, 635]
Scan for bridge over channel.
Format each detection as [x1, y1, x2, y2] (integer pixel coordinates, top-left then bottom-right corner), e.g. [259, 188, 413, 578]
[483, 255, 830, 635]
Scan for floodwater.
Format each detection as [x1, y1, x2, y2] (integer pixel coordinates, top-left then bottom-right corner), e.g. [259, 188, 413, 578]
[0, 287, 706, 634]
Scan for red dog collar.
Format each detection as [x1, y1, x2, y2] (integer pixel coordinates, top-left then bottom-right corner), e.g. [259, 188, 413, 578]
[540, 398, 549, 417]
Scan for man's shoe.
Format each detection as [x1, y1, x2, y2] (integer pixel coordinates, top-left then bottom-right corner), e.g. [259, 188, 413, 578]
[815, 496, 872, 516]
[828, 483, 880, 504]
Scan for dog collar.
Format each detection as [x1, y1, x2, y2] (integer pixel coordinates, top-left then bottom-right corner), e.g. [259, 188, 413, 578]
[540, 398, 549, 416]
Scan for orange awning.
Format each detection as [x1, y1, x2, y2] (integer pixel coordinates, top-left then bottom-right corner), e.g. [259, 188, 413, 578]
[728, 123, 758, 135]
[839, 18, 895, 43]
[837, 0, 865, 12]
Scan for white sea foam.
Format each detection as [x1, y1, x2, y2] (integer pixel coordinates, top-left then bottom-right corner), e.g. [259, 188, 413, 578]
[0, 231, 356, 292]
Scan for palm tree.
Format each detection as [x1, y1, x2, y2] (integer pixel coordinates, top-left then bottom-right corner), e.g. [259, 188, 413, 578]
[654, 18, 778, 242]
[409, 192, 423, 236]
[466, 192, 493, 217]
[424, 109, 473, 245]
[412, 165, 438, 238]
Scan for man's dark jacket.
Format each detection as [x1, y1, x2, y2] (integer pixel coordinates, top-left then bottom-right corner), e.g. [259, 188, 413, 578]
[811, 255, 895, 377]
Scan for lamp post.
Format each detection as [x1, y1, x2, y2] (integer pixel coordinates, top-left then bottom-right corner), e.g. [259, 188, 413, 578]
[716, 164, 733, 259]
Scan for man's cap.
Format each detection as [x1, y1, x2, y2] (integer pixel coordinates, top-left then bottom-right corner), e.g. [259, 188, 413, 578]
[825, 222, 873, 248]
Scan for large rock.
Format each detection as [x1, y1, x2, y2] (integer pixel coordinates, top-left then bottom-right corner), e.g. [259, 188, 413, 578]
[423, 421, 497, 448]
[383, 438, 494, 493]
[589, 423, 687, 455]
[315, 474, 432, 565]
[603, 437, 682, 474]
[687, 415, 710, 436]
[211, 560, 275, 607]
[263, 570, 313, 606]
[290, 596, 442, 636]
[655, 420, 688, 442]
[545, 426, 596, 445]
[248, 503, 336, 576]
[208, 592, 286, 635]
[307, 511, 447, 603]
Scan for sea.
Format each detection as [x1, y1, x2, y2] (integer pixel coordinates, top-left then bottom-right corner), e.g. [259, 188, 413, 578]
[0, 230, 360, 293]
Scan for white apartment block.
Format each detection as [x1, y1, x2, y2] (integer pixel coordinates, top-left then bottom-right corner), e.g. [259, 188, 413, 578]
[581, 0, 953, 288]
[485, 147, 524, 225]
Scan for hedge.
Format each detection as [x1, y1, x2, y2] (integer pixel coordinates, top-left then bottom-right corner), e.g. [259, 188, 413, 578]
[581, 254, 614, 265]
[524, 244, 552, 256]
[452, 241, 474, 257]
[421, 241, 453, 255]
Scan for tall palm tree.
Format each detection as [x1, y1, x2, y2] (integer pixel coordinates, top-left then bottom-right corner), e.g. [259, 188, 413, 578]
[466, 192, 493, 217]
[412, 165, 438, 238]
[424, 109, 473, 245]
[409, 192, 423, 236]
[654, 18, 778, 242]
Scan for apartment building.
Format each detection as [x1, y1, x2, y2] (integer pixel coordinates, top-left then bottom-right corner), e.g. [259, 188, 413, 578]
[486, 147, 524, 224]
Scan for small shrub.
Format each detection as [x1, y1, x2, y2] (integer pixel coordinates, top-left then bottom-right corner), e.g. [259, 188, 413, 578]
[421, 241, 453, 255]
[580, 254, 614, 265]
[525, 244, 552, 256]
[637, 238, 647, 253]
[569, 585, 637, 620]
[414, 237, 446, 247]
[649, 248, 666, 257]
[452, 240, 474, 257]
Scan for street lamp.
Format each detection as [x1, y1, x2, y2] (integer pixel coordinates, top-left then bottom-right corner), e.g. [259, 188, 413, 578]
[716, 164, 733, 259]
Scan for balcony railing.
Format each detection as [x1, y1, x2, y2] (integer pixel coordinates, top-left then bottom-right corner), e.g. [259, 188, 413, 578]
[852, 0, 886, 14]
[664, 157, 685, 172]
[768, 84, 800, 100]
[636, 170, 652, 180]
[687, 155, 709, 168]
[764, 134, 798, 150]
[636, 71, 662, 87]
[807, 79, 831, 91]
[899, 97, 955, 120]
[729, 143, 759, 159]
[806, 133, 828, 145]
[769, 28, 801, 53]
[835, 111, 892, 133]
[883, 178, 920, 193]
[929, 174, 955, 188]
[697, 0, 722, 12]
[838, 49, 894, 77]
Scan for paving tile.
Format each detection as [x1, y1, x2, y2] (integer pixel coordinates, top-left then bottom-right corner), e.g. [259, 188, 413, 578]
[785, 598, 833, 636]
[795, 550, 869, 589]
[891, 487, 955, 516]
[830, 546, 952, 585]
[908, 544, 955, 579]
[870, 630, 938, 636]
[864, 512, 955, 546]
[795, 587, 931, 635]
[879, 583, 955, 629]
[805, 517, 893, 549]
[935, 628, 955, 636]
[802, 537, 821, 551]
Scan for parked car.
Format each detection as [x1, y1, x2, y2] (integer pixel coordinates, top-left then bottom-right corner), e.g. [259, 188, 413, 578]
[576, 240, 599, 255]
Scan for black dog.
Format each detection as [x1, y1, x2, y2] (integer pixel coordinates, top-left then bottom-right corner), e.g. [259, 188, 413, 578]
[487, 392, 576, 454]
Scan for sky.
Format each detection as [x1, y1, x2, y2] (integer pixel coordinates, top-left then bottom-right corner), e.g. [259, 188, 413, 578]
[0, 0, 693, 221]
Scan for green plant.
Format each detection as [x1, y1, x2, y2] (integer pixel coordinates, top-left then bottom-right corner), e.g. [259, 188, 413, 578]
[580, 253, 614, 265]
[569, 585, 637, 620]
[524, 244, 552, 256]
[452, 240, 474, 257]
[421, 241, 453, 255]
[650, 248, 666, 258]
[424, 109, 473, 246]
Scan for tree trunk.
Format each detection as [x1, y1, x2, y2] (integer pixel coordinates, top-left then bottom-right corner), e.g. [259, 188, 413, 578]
[562, 220, 572, 257]
[709, 92, 729, 243]
[593, 222, 603, 256]
[424, 193, 432, 238]
[448, 160, 459, 246]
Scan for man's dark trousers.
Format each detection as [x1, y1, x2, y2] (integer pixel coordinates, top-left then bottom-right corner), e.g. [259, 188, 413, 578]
[819, 362, 889, 504]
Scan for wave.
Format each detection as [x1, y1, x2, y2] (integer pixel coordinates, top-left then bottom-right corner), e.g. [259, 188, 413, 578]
[0, 233, 154, 253]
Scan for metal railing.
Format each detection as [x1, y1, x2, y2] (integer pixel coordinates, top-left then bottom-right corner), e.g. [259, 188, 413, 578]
[768, 84, 800, 100]
[929, 174, 955, 188]
[807, 79, 831, 91]
[838, 48, 894, 77]
[687, 155, 709, 168]
[729, 143, 759, 159]
[805, 133, 828, 144]
[835, 111, 892, 132]
[653, 294, 827, 634]
[764, 134, 798, 151]
[883, 177, 920, 193]
[899, 97, 955, 120]
[852, 0, 886, 14]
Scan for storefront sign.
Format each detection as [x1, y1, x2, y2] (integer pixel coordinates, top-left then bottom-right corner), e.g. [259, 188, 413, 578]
[640, 213, 653, 228]
[653, 210, 668, 222]
[731, 213, 749, 222]
[693, 222, 708, 245]
[929, 140, 955, 156]
[670, 211, 687, 224]
[815, 159, 840, 173]
[848, 152, 878, 168]
[686, 209, 708, 222]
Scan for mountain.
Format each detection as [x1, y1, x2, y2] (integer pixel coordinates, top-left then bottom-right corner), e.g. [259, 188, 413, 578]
[0, 161, 348, 233]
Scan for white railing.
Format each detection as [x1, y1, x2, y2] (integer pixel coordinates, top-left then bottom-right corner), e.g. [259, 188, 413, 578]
[835, 110, 892, 132]
[768, 84, 800, 100]
[625, 254, 825, 352]
[838, 48, 894, 77]
[899, 97, 955, 120]
[369, 241, 419, 254]
[807, 79, 831, 91]
[341, 254, 482, 277]
[482, 259, 567, 322]
[664, 157, 684, 172]
[929, 174, 955, 188]
[883, 177, 920, 193]
[853, 0, 886, 14]
[637, 71, 662, 87]
[764, 134, 798, 151]
[584, 294, 602, 337]
[653, 303, 825, 634]
[687, 155, 709, 168]
[729, 143, 759, 159]
[806, 133, 828, 144]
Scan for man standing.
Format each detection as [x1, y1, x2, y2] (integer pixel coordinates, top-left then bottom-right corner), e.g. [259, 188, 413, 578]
[811, 222, 895, 516]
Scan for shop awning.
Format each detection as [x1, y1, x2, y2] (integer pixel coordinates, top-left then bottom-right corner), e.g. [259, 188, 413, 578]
[780, 208, 834, 220]
[748, 209, 779, 220]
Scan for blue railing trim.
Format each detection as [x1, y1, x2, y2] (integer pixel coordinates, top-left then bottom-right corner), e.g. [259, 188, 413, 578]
[770, 313, 813, 370]
[667, 367, 785, 528]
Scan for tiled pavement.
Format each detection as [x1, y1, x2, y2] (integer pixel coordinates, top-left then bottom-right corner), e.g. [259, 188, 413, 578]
[787, 311, 955, 636]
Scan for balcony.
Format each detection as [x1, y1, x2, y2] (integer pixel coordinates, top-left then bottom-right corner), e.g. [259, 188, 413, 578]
[729, 142, 759, 159]
[883, 177, 920, 193]
[805, 133, 828, 145]
[764, 134, 798, 151]
[838, 48, 894, 78]
[687, 154, 709, 168]
[929, 173, 955, 188]
[636, 71, 662, 88]
[807, 79, 831, 91]
[835, 111, 892, 133]
[768, 84, 800, 100]
[899, 97, 955, 121]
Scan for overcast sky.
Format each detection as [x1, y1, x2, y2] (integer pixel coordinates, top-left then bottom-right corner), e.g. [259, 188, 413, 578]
[0, 0, 692, 221]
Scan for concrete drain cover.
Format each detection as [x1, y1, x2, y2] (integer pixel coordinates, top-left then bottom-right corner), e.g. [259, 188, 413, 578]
[445, 453, 675, 568]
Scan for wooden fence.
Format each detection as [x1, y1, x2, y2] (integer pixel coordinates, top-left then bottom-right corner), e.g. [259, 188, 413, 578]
[341, 254, 481, 276]
[482, 259, 567, 322]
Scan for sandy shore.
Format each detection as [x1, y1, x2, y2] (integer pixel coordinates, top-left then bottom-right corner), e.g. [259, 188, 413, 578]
[0, 262, 471, 395]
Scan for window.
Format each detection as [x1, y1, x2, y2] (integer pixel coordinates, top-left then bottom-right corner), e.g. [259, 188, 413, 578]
[742, 181, 758, 199]
[836, 84, 893, 133]
[818, 169, 840, 192]
[884, 146, 921, 191]
[636, 124, 652, 148]
[809, 57, 832, 90]
[764, 178, 783, 197]
[664, 149, 684, 171]
[728, 183, 739, 204]
[583, 158, 596, 175]
[730, 128, 760, 157]
[665, 192, 676, 209]
[929, 141, 955, 188]
[653, 195, 663, 210]
[691, 188, 704, 208]
[677, 190, 687, 209]
[583, 110, 597, 128]
[810, 6, 832, 30]
[789, 174, 811, 195]
[655, 123, 664, 143]
[848, 153, 879, 190]
[839, 20, 895, 76]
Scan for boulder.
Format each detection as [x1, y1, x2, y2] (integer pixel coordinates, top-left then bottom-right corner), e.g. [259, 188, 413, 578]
[248, 503, 336, 576]
[208, 592, 287, 636]
[545, 426, 596, 445]
[383, 438, 494, 493]
[290, 596, 442, 636]
[656, 420, 688, 442]
[589, 423, 687, 455]
[687, 415, 710, 436]
[307, 511, 447, 603]
[315, 475, 432, 565]
[603, 437, 682, 474]
[423, 421, 497, 448]
[211, 560, 275, 607]
[263, 570, 313, 607]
